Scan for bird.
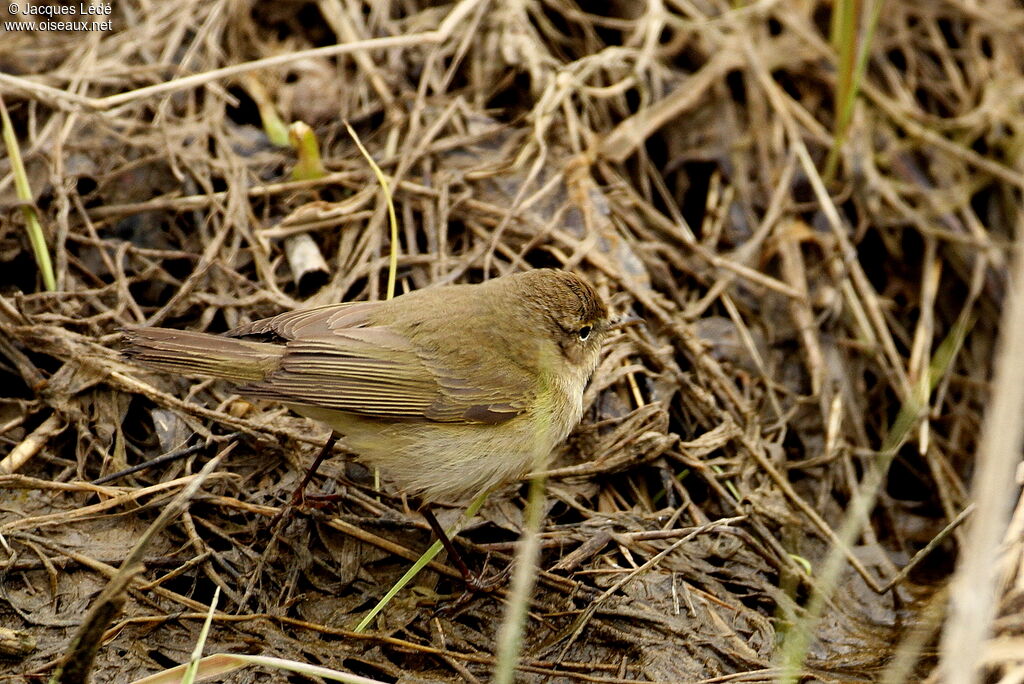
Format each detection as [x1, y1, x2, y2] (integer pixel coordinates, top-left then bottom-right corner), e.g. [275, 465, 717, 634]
[122, 269, 611, 504]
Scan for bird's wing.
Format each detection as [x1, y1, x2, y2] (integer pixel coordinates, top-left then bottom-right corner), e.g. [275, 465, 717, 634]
[226, 301, 377, 341]
[234, 305, 529, 424]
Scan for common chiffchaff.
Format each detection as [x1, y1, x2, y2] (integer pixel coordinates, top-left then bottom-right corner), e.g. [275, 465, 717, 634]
[124, 269, 610, 502]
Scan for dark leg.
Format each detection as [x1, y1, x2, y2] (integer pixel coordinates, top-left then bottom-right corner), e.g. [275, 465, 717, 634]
[421, 505, 504, 593]
[288, 433, 339, 506]
[270, 433, 338, 528]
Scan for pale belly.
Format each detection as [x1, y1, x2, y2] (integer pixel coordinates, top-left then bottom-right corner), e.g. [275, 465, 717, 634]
[288, 374, 585, 502]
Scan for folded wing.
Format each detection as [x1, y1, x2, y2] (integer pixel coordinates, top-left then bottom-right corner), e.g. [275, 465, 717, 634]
[231, 304, 527, 425]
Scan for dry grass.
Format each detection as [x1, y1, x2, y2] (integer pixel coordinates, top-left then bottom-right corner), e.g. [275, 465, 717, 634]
[1, 0, 1022, 681]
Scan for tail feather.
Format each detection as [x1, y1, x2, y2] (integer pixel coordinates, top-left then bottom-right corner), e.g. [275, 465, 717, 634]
[122, 328, 283, 383]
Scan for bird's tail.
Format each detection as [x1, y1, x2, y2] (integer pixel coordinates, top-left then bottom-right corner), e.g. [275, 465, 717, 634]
[122, 328, 283, 383]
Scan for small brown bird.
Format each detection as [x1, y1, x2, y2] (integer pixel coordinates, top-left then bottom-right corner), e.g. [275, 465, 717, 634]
[123, 269, 610, 503]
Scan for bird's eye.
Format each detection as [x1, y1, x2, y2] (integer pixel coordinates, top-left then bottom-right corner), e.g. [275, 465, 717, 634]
[577, 325, 592, 341]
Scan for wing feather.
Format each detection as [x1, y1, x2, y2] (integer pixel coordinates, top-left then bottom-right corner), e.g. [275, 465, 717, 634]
[235, 306, 530, 424]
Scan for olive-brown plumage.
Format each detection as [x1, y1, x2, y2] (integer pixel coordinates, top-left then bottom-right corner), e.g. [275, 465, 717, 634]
[123, 269, 610, 501]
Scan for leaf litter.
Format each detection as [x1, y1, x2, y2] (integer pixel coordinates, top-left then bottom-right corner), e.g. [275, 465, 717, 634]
[0, 0, 1019, 681]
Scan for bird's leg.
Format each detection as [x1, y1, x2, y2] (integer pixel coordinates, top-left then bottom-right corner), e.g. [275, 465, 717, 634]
[420, 505, 498, 593]
[270, 433, 339, 528]
[289, 432, 339, 506]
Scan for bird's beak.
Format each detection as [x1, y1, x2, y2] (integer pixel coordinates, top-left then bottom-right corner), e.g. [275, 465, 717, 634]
[608, 314, 644, 331]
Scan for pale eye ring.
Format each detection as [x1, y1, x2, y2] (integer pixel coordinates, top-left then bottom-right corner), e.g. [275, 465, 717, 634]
[578, 325, 592, 341]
